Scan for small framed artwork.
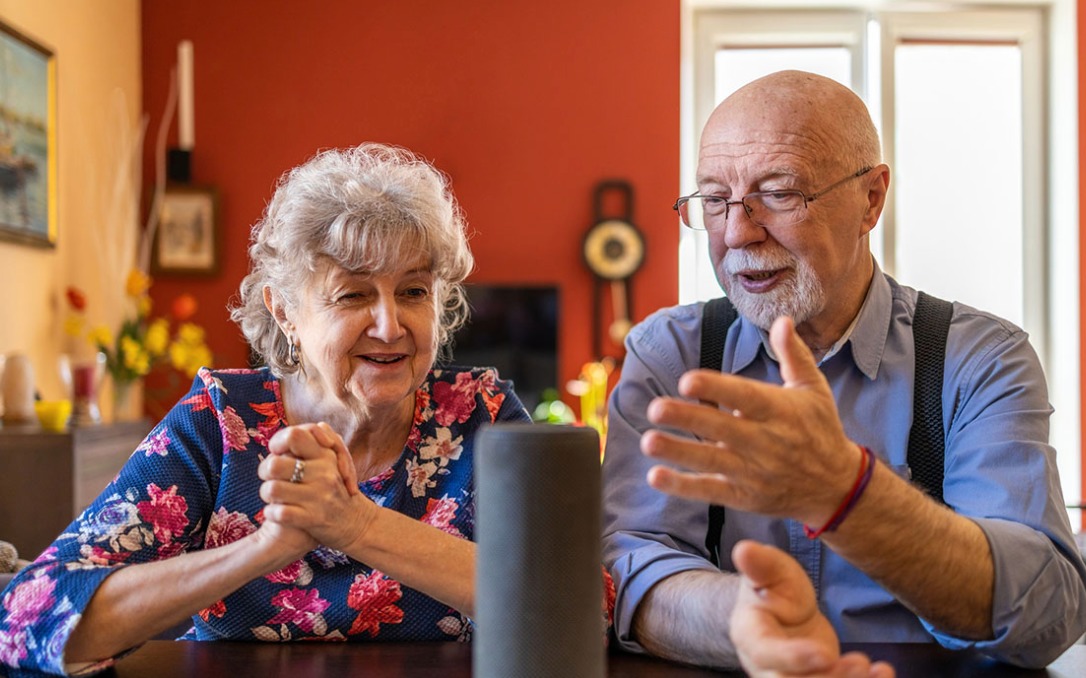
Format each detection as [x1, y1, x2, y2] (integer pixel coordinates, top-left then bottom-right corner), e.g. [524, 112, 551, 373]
[152, 185, 219, 275]
[0, 19, 57, 248]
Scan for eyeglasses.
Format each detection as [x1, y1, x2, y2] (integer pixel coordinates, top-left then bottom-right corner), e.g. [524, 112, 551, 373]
[673, 166, 874, 231]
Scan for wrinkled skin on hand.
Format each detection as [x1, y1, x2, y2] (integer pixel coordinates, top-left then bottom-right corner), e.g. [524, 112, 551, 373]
[642, 316, 862, 529]
[730, 540, 896, 678]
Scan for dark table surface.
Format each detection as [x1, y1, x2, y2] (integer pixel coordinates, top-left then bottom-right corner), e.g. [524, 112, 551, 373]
[54, 639, 1082, 677]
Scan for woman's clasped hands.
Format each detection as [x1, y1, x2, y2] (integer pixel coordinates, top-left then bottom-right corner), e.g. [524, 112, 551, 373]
[256, 422, 379, 564]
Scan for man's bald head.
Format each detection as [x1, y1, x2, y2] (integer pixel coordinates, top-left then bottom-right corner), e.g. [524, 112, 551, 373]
[703, 70, 881, 173]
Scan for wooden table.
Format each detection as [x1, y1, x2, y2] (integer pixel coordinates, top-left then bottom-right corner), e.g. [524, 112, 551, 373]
[37, 639, 1083, 677]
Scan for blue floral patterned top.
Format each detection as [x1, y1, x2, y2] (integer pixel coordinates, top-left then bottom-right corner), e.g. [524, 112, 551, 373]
[0, 366, 529, 675]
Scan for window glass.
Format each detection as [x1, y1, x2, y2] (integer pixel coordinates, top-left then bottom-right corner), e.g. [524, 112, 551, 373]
[894, 43, 1023, 325]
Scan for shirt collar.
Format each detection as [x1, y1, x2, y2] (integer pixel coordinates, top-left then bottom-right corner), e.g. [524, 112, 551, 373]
[728, 259, 890, 380]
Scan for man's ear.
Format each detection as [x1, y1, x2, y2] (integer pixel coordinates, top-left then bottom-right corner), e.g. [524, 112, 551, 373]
[263, 286, 292, 333]
[859, 164, 890, 237]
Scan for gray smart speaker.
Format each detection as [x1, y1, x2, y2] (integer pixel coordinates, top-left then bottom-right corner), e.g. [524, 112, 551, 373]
[473, 423, 604, 678]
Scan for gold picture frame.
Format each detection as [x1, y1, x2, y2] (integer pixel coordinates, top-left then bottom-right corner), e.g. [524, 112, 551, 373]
[0, 19, 57, 247]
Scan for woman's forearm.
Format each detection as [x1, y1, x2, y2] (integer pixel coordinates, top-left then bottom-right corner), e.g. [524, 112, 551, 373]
[64, 530, 302, 663]
[340, 506, 476, 616]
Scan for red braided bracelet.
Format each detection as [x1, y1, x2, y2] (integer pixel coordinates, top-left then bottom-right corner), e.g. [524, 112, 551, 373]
[804, 445, 876, 539]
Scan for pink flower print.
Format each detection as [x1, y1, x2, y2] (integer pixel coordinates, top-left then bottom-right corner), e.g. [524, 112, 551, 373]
[199, 599, 226, 622]
[346, 571, 404, 637]
[32, 546, 58, 565]
[136, 428, 172, 457]
[0, 626, 27, 666]
[437, 613, 471, 641]
[204, 507, 256, 549]
[2, 572, 56, 627]
[264, 379, 280, 394]
[453, 370, 482, 393]
[220, 406, 250, 452]
[265, 559, 314, 586]
[364, 466, 396, 491]
[405, 390, 431, 452]
[475, 368, 498, 390]
[267, 588, 330, 633]
[602, 566, 616, 630]
[78, 543, 133, 566]
[156, 540, 185, 559]
[137, 483, 189, 545]
[432, 378, 477, 427]
[249, 401, 285, 447]
[406, 425, 422, 452]
[414, 389, 431, 421]
[471, 369, 507, 420]
[418, 428, 464, 466]
[198, 369, 226, 393]
[405, 458, 438, 498]
[420, 496, 462, 537]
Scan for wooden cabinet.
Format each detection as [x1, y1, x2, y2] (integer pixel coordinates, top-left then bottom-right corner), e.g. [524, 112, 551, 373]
[0, 420, 151, 561]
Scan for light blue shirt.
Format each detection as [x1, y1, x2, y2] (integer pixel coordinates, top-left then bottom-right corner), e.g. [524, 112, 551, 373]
[602, 268, 1086, 667]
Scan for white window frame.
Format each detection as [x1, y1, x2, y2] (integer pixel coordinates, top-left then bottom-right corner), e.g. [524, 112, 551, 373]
[878, 10, 1047, 356]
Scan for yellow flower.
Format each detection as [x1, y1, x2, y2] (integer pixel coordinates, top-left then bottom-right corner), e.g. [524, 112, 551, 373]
[169, 340, 211, 377]
[177, 322, 206, 344]
[125, 269, 151, 299]
[73, 276, 213, 388]
[190, 344, 212, 373]
[89, 325, 115, 349]
[64, 316, 84, 338]
[120, 335, 151, 376]
[145, 318, 170, 356]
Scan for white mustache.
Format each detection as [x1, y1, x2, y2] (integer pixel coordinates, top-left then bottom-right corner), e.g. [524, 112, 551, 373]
[723, 248, 796, 276]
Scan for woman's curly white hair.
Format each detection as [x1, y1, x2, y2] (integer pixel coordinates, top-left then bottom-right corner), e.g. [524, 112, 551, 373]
[230, 143, 474, 376]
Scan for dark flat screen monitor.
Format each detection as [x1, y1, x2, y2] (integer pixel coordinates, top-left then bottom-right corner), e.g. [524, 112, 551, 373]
[443, 284, 559, 413]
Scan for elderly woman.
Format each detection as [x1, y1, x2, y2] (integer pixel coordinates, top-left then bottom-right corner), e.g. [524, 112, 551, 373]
[0, 144, 530, 675]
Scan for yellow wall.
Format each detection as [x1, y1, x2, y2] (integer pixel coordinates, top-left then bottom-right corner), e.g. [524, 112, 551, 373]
[0, 0, 140, 407]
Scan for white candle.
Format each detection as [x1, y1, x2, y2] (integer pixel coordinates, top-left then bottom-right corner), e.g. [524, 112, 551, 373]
[178, 40, 195, 150]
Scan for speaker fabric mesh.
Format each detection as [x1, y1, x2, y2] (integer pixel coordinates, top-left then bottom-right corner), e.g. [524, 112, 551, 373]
[474, 424, 604, 678]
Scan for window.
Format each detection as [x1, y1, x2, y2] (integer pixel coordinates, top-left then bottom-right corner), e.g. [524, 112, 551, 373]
[684, 2, 1080, 521]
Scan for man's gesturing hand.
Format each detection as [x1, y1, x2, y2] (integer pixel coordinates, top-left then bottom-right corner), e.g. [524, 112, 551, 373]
[642, 316, 862, 528]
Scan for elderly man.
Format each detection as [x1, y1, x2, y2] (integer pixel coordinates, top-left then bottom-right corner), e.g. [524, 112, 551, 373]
[601, 70, 1086, 675]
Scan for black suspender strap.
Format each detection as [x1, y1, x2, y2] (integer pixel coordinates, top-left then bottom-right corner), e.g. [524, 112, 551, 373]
[700, 297, 735, 374]
[700, 297, 735, 567]
[700, 291, 951, 567]
[908, 291, 953, 505]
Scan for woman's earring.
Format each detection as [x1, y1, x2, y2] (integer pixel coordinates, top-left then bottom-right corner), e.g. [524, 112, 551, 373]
[288, 340, 300, 366]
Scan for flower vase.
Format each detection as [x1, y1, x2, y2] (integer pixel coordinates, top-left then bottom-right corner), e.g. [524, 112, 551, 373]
[111, 378, 144, 423]
[60, 352, 106, 426]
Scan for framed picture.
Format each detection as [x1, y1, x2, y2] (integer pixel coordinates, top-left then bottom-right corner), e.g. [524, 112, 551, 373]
[152, 185, 219, 275]
[0, 19, 57, 248]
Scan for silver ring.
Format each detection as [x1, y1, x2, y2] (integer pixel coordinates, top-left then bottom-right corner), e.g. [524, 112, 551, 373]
[289, 459, 306, 484]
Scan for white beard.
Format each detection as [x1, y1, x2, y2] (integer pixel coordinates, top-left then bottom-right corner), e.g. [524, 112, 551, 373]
[719, 248, 826, 330]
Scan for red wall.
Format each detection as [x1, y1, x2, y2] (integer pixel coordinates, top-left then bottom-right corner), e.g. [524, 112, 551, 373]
[140, 1, 681, 416]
